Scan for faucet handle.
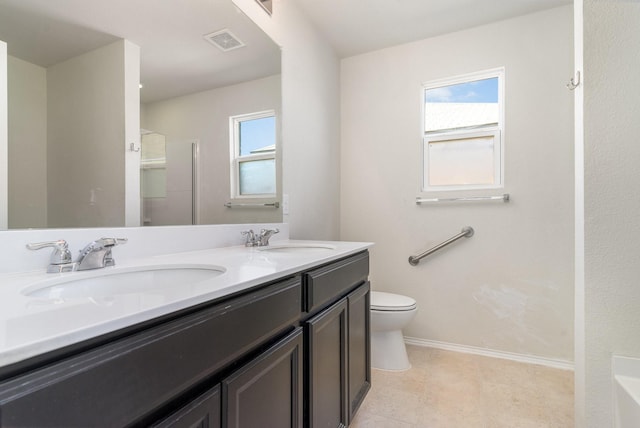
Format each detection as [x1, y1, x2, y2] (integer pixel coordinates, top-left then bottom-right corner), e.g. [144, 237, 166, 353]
[79, 237, 127, 254]
[260, 228, 279, 236]
[260, 228, 280, 235]
[98, 237, 128, 247]
[26, 240, 73, 265]
[241, 230, 256, 247]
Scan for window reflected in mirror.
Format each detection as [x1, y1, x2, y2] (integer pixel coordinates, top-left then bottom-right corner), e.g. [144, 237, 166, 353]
[231, 111, 277, 198]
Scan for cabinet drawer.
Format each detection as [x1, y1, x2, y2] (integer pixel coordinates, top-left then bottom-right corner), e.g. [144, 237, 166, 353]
[303, 252, 369, 314]
[0, 278, 301, 428]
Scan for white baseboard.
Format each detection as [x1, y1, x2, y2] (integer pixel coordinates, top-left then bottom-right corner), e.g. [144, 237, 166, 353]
[404, 336, 574, 371]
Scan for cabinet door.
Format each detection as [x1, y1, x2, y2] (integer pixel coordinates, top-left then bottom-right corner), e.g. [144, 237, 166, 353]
[306, 299, 348, 428]
[153, 386, 221, 428]
[347, 282, 371, 423]
[222, 328, 303, 428]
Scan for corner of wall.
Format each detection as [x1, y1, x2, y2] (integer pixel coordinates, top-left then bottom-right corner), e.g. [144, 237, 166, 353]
[234, 0, 342, 240]
[124, 40, 141, 227]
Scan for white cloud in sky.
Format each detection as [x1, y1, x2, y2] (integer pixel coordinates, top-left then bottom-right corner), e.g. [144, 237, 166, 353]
[426, 87, 452, 102]
[427, 76, 499, 103]
[464, 91, 478, 99]
[427, 86, 483, 103]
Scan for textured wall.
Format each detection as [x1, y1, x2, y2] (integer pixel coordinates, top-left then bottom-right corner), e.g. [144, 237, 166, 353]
[583, 1, 640, 425]
[340, 6, 574, 362]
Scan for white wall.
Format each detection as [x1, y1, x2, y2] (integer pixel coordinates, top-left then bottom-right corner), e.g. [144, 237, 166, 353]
[47, 40, 131, 228]
[142, 75, 282, 225]
[573, 0, 585, 424]
[7, 56, 47, 228]
[124, 41, 140, 227]
[583, 1, 640, 425]
[340, 6, 574, 363]
[233, 0, 342, 240]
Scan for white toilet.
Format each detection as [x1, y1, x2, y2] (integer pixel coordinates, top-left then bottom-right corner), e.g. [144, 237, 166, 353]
[370, 291, 417, 371]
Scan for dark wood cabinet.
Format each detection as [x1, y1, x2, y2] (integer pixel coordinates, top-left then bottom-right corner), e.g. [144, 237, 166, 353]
[303, 253, 371, 428]
[347, 282, 371, 422]
[307, 299, 349, 428]
[222, 328, 303, 428]
[153, 386, 221, 428]
[0, 251, 370, 428]
[155, 328, 303, 428]
[0, 278, 301, 427]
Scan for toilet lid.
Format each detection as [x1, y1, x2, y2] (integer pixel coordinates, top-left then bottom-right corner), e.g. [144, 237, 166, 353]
[371, 291, 417, 311]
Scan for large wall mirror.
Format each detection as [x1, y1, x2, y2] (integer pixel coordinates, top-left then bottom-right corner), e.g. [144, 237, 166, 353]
[0, 0, 282, 230]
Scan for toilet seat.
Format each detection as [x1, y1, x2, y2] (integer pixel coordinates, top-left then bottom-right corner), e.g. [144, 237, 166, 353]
[371, 291, 417, 312]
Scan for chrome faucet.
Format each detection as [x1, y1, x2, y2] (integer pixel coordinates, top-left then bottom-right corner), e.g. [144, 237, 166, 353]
[259, 228, 279, 246]
[241, 228, 279, 247]
[27, 237, 127, 273]
[76, 238, 128, 271]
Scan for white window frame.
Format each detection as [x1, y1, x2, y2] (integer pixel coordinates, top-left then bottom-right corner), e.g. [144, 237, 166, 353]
[229, 110, 276, 199]
[421, 68, 505, 193]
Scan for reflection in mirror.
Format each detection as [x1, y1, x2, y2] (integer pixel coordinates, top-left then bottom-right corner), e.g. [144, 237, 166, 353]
[0, 0, 282, 230]
[140, 132, 168, 204]
[140, 131, 197, 227]
[231, 111, 277, 198]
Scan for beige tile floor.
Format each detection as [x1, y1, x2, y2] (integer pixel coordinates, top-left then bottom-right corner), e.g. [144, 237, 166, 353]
[350, 345, 574, 428]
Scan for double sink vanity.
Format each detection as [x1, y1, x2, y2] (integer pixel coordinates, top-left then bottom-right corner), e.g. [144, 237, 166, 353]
[0, 231, 372, 427]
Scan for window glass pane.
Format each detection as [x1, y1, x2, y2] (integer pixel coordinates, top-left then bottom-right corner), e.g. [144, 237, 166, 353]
[141, 132, 166, 165]
[428, 136, 495, 186]
[425, 77, 499, 133]
[239, 116, 276, 156]
[239, 159, 276, 195]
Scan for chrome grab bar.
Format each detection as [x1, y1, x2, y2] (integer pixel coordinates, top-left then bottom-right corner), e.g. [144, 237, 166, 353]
[408, 226, 474, 266]
[224, 202, 280, 208]
[416, 194, 509, 204]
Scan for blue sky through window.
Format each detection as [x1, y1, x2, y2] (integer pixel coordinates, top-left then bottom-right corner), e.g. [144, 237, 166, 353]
[239, 116, 276, 155]
[425, 77, 498, 103]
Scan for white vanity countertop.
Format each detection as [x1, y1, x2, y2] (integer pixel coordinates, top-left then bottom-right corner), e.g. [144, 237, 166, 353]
[0, 240, 372, 369]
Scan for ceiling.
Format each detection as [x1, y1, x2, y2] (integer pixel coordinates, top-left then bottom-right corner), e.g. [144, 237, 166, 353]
[0, 0, 573, 101]
[0, 0, 281, 103]
[294, 0, 573, 58]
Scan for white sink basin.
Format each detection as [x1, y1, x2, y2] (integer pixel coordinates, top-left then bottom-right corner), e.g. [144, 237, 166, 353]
[22, 264, 227, 300]
[257, 243, 337, 252]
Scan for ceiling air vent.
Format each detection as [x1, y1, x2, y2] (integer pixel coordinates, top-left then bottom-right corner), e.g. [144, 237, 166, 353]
[204, 29, 245, 52]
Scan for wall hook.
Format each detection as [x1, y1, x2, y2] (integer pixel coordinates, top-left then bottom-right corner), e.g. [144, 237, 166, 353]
[129, 143, 140, 152]
[567, 71, 581, 90]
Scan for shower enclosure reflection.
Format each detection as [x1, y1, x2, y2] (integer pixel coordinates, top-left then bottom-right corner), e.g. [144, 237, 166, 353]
[140, 132, 198, 227]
